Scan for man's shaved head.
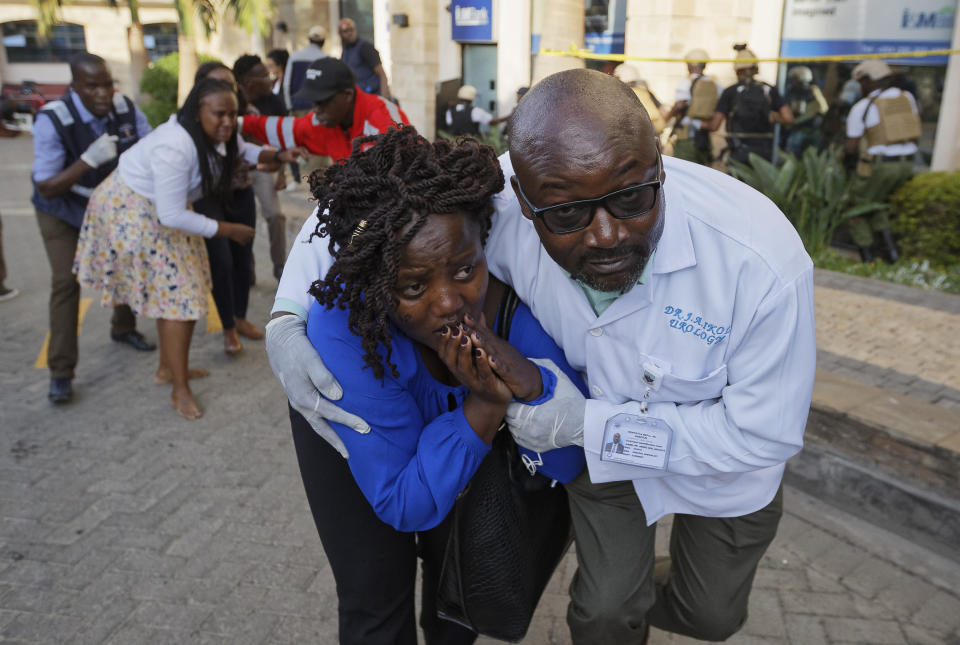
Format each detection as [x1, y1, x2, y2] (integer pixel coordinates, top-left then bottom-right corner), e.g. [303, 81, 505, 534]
[507, 68, 665, 294]
[508, 68, 655, 172]
[69, 52, 107, 79]
[69, 52, 114, 118]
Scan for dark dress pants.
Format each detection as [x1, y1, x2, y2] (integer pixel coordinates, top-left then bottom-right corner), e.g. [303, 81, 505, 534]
[198, 187, 255, 330]
[36, 209, 136, 379]
[565, 472, 783, 644]
[289, 407, 477, 645]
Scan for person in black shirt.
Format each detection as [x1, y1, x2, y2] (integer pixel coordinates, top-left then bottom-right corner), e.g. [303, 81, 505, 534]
[235, 54, 289, 281]
[338, 18, 391, 98]
[709, 44, 793, 165]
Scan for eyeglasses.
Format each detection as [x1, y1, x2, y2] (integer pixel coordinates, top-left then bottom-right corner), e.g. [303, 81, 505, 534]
[515, 155, 663, 234]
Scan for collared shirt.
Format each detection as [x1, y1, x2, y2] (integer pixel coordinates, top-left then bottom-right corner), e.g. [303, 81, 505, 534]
[846, 87, 919, 157]
[445, 103, 493, 129]
[117, 115, 262, 237]
[241, 87, 408, 161]
[273, 155, 816, 524]
[31, 88, 152, 183]
[565, 251, 655, 317]
[485, 154, 815, 523]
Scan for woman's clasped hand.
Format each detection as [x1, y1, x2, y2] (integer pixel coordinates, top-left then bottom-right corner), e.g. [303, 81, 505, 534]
[437, 314, 543, 406]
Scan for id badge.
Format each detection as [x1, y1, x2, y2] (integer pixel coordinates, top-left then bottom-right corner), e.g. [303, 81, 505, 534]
[599, 412, 673, 470]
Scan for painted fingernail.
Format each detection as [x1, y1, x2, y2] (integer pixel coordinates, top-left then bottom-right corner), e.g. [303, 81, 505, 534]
[459, 335, 469, 346]
[464, 312, 475, 323]
[473, 348, 482, 357]
[451, 326, 461, 338]
[439, 324, 450, 335]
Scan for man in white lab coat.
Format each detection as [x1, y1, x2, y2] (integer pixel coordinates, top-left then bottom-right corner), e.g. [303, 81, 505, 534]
[265, 69, 816, 644]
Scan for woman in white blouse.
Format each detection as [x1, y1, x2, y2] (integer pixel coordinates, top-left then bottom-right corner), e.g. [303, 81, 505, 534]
[74, 78, 301, 419]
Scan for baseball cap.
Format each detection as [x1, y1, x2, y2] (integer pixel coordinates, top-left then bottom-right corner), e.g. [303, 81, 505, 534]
[308, 25, 327, 41]
[294, 58, 355, 104]
[852, 59, 892, 81]
[457, 85, 478, 101]
[684, 48, 709, 62]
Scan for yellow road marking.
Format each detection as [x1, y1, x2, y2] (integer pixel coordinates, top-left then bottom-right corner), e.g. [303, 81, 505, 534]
[206, 292, 223, 334]
[35, 298, 92, 369]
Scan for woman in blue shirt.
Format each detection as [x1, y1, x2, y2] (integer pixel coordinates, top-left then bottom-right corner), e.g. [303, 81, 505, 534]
[291, 125, 585, 645]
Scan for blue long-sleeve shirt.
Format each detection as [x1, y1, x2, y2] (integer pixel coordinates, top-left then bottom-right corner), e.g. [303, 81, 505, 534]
[306, 298, 586, 532]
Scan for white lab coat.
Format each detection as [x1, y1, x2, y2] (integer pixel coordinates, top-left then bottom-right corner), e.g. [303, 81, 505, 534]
[486, 154, 816, 523]
[275, 155, 817, 523]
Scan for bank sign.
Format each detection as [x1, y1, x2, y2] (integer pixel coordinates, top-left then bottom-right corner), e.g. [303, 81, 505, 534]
[781, 0, 957, 64]
[451, 0, 494, 43]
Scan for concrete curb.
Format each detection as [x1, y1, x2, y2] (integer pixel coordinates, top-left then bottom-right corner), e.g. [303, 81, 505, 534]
[790, 391, 960, 562]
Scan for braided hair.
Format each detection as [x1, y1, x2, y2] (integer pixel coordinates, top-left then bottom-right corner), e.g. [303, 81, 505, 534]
[307, 125, 504, 380]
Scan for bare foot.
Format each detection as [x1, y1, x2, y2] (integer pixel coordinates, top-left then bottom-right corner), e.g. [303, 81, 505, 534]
[224, 328, 243, 355]
[235, 319, 265, 340]
[170, 388, 203, 420]
[154, 367, 210, 385]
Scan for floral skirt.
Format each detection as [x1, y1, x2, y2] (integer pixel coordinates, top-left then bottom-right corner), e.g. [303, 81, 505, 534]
[74, 171, 212, 321]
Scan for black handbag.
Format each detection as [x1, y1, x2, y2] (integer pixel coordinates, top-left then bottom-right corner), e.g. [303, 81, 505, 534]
[435, 287, 574, 642]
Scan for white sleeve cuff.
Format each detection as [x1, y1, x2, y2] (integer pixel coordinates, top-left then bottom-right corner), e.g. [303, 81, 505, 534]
[240, 138, 263, 165]
[271, 297, 309, 320]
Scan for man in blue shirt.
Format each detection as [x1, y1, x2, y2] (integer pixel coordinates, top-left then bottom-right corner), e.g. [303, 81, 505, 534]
[338, 18, 391, 99]
[32, 53, 154, 404]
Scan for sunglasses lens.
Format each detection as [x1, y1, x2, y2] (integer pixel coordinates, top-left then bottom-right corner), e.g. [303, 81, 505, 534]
[543, 204, 593, 234]
[541, 184, 659, 234]
[606, 185, 658, 217]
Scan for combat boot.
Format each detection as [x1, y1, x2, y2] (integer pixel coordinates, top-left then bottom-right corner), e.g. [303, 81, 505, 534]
[878, 229, 900, 263]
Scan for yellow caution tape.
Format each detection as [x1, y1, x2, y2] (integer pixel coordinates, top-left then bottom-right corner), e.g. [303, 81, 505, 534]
[539, 46, 960, 64]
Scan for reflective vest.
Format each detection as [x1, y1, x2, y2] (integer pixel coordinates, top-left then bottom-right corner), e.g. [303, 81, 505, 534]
[31, 92, 140, 228]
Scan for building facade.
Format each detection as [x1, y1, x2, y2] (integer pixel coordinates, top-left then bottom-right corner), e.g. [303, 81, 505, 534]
[2, 0, 957, 168]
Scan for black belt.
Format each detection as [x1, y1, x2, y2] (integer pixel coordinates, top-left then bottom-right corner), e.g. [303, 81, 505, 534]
[875, 154, 913, 163]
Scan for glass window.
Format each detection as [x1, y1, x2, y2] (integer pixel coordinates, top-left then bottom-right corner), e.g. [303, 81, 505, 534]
[143, 23, 178, 61]
[2, 21, 86, 63]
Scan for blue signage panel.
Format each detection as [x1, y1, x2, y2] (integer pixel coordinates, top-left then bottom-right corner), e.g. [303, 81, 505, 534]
[452, 0, 494, 43]
[780, 0, 956, 65]
[780, 39, 952, 65]
[584, 0, 626, 55]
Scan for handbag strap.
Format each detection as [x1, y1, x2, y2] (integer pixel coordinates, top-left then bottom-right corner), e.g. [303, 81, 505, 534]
[493, 286, 521, 342]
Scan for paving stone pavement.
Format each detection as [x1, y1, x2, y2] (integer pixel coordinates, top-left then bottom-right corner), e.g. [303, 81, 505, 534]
[4, 135, 960, 644]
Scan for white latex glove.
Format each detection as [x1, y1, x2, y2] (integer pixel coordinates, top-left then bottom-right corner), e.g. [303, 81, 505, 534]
[505, 357, 586, 452]
[265, 314, 370, 458]
[80, 133, 119, 168]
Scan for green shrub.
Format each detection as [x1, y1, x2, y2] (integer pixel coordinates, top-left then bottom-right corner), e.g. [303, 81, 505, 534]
[436, 124, 508, 155]
[728, 147, 888, 255]
[812, 249, 960, 294]
[890, 171, 960, 266]
[139, 52, 220, 127]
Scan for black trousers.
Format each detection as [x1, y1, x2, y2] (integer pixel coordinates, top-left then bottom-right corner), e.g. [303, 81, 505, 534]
[198, 187, 255, 330]
[728, 137, 773, 165]
[289, 407, 477, 645]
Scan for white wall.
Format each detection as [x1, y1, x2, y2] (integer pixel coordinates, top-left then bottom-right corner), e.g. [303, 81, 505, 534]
[624, 0, 786, 109]
[436, 0, 461, 83]
[0, 3, 179, 96]
[932, 5, 960, 170]
[495, 0, 530, 118]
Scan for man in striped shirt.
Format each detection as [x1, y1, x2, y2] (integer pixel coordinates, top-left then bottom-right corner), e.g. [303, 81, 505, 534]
[241, 58, 408, 165]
